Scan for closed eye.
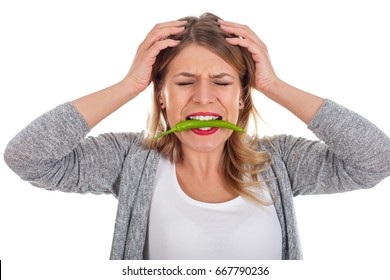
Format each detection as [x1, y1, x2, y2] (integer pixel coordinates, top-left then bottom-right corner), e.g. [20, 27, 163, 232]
[176, 82, 194, 86]
[214, 82, 232, 86]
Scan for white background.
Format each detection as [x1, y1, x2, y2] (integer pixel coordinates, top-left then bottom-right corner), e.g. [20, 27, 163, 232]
[1, 0, 389, 279]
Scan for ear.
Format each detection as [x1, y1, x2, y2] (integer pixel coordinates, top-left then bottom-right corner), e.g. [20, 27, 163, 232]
[159, 93, 166, 109]
[239, 97, 244, 109]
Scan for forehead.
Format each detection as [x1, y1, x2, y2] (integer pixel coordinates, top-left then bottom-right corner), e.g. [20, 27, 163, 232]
[166, 44, 239, 78]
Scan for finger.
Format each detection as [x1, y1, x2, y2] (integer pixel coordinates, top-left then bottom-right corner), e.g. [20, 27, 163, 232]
[218, 19, 248, 34]
[225, 37, 259, 55]
[144, 26, 184, 50]
[218, 19, 250, 31]
[144, 21, 187, 47]
[148, 39, 181, 57]
[151, 20, 187, 37]
[154, 20, 188, 29]
[218, 19, 262, 44]
[219, 23, 256, 42]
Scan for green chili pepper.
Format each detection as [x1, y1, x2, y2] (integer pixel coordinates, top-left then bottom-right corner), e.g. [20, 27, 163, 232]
[153, 119, 245, 140]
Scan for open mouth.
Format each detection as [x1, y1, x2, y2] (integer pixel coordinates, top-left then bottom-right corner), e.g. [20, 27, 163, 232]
[186, 113, 223, 131]
[186, 113, 223, 121]
[153, 113, 244, 140]
[186, 115, 223, 121]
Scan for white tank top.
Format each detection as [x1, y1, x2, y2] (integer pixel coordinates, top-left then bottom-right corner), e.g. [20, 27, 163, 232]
[144, 156, 282, 260]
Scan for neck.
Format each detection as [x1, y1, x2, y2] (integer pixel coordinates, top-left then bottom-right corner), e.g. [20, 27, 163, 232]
[179, 145, 224, 176]
[176, 144, 237, 203]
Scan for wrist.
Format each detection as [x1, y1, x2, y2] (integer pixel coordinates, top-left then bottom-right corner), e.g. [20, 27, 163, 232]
[119, 77, 143, 99]
[258, 77, 287, 99]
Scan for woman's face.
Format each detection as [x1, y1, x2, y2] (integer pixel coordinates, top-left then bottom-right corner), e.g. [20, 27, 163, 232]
[160, 44, 243, 154]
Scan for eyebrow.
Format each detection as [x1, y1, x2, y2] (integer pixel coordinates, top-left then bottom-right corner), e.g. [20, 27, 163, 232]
[173, 72, 235, 79]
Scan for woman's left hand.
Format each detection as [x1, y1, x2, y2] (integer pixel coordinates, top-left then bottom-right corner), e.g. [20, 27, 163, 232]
[219, 19, 325, 125]
[219, 19, 280, 95]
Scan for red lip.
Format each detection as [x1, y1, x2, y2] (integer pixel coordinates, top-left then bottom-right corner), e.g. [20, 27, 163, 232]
[192, 127, 219, 136]
[185, 112, 222, 136]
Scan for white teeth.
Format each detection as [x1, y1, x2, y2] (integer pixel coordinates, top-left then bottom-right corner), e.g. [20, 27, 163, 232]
[199, 127, 212, 130]
[188, 115, 219, 120]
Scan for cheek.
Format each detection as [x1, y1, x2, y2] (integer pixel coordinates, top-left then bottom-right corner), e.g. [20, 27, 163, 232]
[164, 93, 186, 126]
[164, 105, 179, 127]
[163, 85, 183, 107]
[221, 93, 241, 118]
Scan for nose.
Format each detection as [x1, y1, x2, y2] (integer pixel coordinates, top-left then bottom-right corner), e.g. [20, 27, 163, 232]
[192, 81, 216, 104]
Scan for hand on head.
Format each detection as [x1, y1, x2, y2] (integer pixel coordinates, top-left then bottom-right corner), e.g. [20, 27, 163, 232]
[123, 20, 187, 94]
[218, 19, 279, 95]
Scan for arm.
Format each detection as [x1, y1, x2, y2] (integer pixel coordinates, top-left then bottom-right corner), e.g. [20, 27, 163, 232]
[4, 21, 186, 193]
[264, 100, 390, 195]
[219, 19, 324, 124]
[4, 102, 138, 195]
[72, 21, 185, 128]
[220, 20, 390, 193]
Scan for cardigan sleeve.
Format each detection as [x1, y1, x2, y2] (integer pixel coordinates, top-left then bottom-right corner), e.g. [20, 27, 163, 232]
[4, 102, 139, 196]
[262, 99, 390, 196]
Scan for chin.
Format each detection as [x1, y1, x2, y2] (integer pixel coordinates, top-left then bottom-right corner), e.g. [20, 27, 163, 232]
[189, 143, 223, 154]
[181, 136, 229, 154]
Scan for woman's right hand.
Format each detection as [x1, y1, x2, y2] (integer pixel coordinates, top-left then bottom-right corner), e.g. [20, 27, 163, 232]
[122, 20, 187, 94]
[71, 20, 186, 129]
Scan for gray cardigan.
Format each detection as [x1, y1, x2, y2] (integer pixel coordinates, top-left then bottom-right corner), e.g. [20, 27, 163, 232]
[4, 99, 390, 260]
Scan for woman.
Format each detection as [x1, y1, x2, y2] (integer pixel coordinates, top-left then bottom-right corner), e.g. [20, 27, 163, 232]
[4, 13, 390, 260]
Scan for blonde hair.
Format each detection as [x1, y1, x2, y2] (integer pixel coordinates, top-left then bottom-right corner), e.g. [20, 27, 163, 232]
[144, 13, 272, 204]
